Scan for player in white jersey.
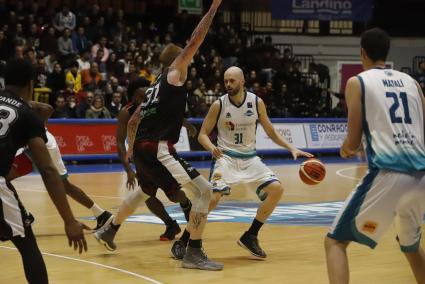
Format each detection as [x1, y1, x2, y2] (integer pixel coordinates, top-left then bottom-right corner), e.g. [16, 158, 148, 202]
[325, 28, 425, 284]
[194, 66, 311, 258]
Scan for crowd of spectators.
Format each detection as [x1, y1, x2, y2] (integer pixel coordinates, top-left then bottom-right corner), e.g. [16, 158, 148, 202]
[0, 1, 339, 119]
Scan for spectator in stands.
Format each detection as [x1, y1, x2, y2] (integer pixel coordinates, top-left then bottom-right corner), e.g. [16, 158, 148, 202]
[76, 91, 94, 118]
[35, 58, 48, 88]
[415, 61, 425, 92]
[119, 52, 132, 74]
[94, 48, 107, 73]
[14, 23, 26, 46]
[57, 28, 75, 62]
[0, 30, 13, 62]
[66, 61, 82, 93]
[53, 5, 76, 32]
[107, 91, 123, 118]
[72, 26, 90, 54]
[81, 62, 102, 91]
[106, 53, 118, 75]
[246, 70, 259, 89]
[77, 50, 90, 71]
[47, 63, 66, 94]
[26, 23, 41, 49]
[14, 45, 24, 58]
[65, 95, 78, 118]
[51, 94, 70, 118]
[91, 36, 109, 63]
[40, 26, 58, 56]
[85, 94, 111, 119]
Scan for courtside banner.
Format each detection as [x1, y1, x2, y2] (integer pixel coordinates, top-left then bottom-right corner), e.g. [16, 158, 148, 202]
[304, 122, 347, 148]
[256, 123, 306, 149]
[271, 0, 372, 21]
[48, 120, 190, 155]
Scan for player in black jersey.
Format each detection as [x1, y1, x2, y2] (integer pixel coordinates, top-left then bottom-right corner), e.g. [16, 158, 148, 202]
[95, 78, 193, 247]
[0, 58, 88, 283]
[96, 0, 223, 270]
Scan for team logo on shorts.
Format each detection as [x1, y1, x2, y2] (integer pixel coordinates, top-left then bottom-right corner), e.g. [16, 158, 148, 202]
[225, 121, 235, 131]
[362, 221, 378, 234]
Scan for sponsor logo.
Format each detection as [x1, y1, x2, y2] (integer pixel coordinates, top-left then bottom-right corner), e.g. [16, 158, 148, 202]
[247, 102, 253, 108]
[226, 112, 232, 118]
[244, 110, 254, 117]
[75, 136, 94, 152]
[54, 136, 67, 147]
[225, 121, 235, 131]
[101, 135, 116, 151]
[362, 221, 378, 234]
[292, 0, 352, 16]
[309, 124, 320, 142]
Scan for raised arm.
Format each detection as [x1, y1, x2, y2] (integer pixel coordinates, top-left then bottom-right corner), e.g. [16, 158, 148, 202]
[198, 100, 222, 159]
[167, 0, 222, 86]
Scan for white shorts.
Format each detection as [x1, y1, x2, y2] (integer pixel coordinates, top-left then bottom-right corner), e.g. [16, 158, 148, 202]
[45, 130, 68, 178]
[210, 154, 279, 199]
[328, 169, 425, 252]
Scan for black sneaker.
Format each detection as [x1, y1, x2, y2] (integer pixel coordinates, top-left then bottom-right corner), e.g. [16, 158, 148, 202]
[160, 220, 181, 241]
[181, 200, 192, 222]
[94, 224, 117, 251]
[171, 239, 187, 260]
[94, 211, 113, 231]
[237, 232, 267, 258]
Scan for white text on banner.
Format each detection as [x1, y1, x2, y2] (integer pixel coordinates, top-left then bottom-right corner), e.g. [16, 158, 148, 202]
[256, 123, 306, 149]
[304, 123, 347, 148]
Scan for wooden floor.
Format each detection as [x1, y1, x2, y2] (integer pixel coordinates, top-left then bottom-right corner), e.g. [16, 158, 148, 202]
[0, 162, 423, 284]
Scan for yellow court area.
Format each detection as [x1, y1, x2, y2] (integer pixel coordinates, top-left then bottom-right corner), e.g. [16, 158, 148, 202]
[0, 162, 422, 284]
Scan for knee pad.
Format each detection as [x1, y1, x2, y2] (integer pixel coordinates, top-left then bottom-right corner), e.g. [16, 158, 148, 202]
[190, 176, 212, 214]
[124, 189, 149, 210]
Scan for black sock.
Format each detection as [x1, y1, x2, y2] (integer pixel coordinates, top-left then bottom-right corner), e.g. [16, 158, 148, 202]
[188, 239, 202, 249]
[165, 219, 175, 226]
[111, 223, 121, 231]
[180, 229, 190, 244]
[247, 219, 264, 236]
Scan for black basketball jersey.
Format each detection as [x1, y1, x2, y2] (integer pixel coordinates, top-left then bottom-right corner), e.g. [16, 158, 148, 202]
[0, 90, 47, 176]
[136, 69, 187, 144]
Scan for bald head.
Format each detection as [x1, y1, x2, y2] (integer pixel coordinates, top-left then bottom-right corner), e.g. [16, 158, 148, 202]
[224, 66, 245, 96]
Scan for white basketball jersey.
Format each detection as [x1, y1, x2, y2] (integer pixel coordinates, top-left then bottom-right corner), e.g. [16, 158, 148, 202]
[359, 68, 425, 172]
[216, 92, 259, 157]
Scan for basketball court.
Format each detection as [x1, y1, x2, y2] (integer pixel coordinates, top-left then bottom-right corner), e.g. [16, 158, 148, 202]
[1, 159, 422, 283]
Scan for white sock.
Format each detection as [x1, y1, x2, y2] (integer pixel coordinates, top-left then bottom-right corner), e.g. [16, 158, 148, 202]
[90, 203, 104, 218]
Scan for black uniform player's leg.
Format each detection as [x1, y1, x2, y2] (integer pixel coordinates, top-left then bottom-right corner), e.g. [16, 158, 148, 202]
[11, 227, 48, 284]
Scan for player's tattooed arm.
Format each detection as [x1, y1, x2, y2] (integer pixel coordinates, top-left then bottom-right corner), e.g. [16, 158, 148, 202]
[126, 102, 143, 161]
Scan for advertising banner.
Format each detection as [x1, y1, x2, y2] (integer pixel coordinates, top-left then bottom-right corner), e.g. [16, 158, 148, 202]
[256, 123, 306, 149]
[304, 122, 347, 148]
[271, 0, 372, 21]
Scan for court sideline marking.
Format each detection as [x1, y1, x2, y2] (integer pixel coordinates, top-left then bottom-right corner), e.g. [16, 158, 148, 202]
[335, 165, 367, 181]
[0, 245, 163, 284]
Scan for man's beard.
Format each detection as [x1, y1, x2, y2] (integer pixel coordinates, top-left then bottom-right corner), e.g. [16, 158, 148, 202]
[227, 85, 241, 96]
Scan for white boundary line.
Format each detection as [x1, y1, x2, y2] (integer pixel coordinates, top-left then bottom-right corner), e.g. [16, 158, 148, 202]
[0, 245, 163, 284]
[335, 165, 367, 181]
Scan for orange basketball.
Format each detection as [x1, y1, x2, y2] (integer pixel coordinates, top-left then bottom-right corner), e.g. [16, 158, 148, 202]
[299, 158, 326, 185]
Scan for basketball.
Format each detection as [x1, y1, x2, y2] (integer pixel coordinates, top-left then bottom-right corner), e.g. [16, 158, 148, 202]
[299, 158, 326, 185]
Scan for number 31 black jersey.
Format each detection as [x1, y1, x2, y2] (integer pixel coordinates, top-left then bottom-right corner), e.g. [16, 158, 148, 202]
[135, 69, 187, 144]
[0, 90, 47, 177]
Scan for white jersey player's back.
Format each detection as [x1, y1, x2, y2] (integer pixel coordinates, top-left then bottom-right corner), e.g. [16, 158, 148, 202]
[216, 92, 259, 158]
[359, 68, 425, 172]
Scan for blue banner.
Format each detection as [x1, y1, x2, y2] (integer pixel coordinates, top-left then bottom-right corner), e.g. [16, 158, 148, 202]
[271, 0, 372, 21]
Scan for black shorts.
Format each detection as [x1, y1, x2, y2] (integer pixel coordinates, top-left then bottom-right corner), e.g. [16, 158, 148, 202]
[0, 178, 34, 241]
[134, 140, 200, 199]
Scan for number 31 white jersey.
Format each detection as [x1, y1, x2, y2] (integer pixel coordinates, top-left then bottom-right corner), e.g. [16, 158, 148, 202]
[358, 68, 425, 172]
[216, 92, 259, 158]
